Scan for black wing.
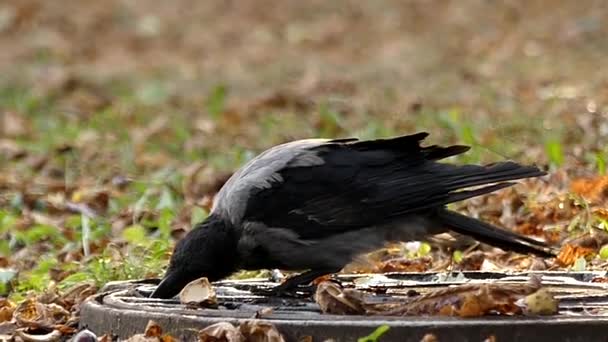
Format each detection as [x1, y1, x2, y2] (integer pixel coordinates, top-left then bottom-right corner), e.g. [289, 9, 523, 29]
[242, 132, 545, 240]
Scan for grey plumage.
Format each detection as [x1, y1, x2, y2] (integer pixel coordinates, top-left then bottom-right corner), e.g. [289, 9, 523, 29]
[213, 139, 329, 224]
[150, 132, 555, 299]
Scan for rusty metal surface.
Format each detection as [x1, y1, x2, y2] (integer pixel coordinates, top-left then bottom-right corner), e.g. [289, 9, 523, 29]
[80, 271, 608, 341]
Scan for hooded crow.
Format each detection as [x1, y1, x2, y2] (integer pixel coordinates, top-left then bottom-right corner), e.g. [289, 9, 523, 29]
[150, 132, 555, 298]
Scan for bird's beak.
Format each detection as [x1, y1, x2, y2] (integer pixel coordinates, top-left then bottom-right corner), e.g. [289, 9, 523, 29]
[150, 270, 184, 299]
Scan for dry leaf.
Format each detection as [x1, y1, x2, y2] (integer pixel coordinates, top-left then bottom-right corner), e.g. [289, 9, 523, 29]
[239, 320, 285, 342]
[456, 251, 485, 271]
[60, 281, 97, 308]
[379, 257, 431, 273]
[198, 322, 244, 342]
[556, 244, 595, 267]
[179, 278, 217, 307]
[1, 111, 29, 137]
[420, 334, 438, 342]
[368, 276, 543, 317]
[70, 188, 110, 214]
[314, 281, 365, 315]
[99, 334, 114, 342]
[15, 328, 62, 342]
[144, 320, 163, 338]
[13, 298, 50, 328]
[0, 299, 15, 323]
[570, 176, 608, 203]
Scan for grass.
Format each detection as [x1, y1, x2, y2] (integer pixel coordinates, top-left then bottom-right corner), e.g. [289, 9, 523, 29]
[0, 78, 595, 299]
[0, 0, 606, 306]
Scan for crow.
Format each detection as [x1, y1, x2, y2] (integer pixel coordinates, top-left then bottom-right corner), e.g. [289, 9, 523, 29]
[150, 132, 555, 298]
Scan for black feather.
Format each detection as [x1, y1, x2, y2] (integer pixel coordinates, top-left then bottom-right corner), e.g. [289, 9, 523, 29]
[436, 209, 556, 257]
[244, 133, 548, 242]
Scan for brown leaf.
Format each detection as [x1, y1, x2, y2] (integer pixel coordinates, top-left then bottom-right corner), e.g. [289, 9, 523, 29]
[99, 334, 114, 342]
[239, 320, 285, 342]
[368, 276, 543, 317]
[592, 276, 608, 283]
[144, 320, 162, 338]
[0, 139, 27, 159]
[70, 188, 110, 214]
[420, 333, 438, 342]
[556, 244, 595, 267]
[1, 111, 29, 137]
[15, 328, 62, 342]
[379, 257, 431, 273]
[198, 322, 244, 342]
[456, 251, 485, 271]
[59, 282, 97, 309]
[179, 278, 217, 307]
[0, 299, 15, 323]
[570, 176, 608, 203]
[314, 281, 365, 315]
[13, 298, 50, 328]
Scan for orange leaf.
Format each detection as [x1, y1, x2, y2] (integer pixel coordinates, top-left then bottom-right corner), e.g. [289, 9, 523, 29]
[570, 176, 608, 202]
[556, 244, 595, 267]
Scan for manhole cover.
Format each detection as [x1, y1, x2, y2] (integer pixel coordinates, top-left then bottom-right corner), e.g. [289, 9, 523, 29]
[80, 271, 608, 341]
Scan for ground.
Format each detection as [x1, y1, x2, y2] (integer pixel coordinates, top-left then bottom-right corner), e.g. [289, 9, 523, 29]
[1, 0, 608, 339]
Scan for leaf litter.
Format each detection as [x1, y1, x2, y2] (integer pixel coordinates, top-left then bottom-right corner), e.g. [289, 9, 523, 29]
[314, 275, 558, 317]
[1, 0, 608, 340]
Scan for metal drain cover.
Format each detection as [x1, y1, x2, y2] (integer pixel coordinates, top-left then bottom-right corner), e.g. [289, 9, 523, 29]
[80, 271, 608, 341]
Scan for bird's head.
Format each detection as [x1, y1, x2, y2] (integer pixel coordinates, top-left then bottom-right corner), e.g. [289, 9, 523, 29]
[150, 214, 239, 299]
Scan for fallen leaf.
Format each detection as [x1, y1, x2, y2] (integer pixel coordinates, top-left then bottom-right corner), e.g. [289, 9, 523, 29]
[556, 244, 595, 267]
[144, 320, 162, 338]
[570, 176, 608, 203]
[367, 276, 543, 317]
[15, 328, 62, 342]
[314, 281, 365, 315]
[179, 277, 217, 307]
[239, 320, 285, 342]
[456, 251, 485, 271]
[1, 111, 29, 137]
[253, 307, 274, 319]
[0, 299, 15, 323]
[420, 333, 438, 342]
[379, 257, 431, 273]
[198, 322, 244, 342]
[13, 298, 50, 328]
[591, 276, 608, 283]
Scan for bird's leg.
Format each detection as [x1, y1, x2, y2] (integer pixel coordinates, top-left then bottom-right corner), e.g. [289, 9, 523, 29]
[253, 268, 339, 297]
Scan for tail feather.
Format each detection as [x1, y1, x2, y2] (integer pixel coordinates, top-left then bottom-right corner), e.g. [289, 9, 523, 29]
[436, 209, 556, 258]
[424, 145, 470, 160]
[444, 182, 516, 204]
[444, 162, 546, 192]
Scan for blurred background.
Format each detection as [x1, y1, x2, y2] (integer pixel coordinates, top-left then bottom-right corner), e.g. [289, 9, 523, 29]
[1, 1, 608, 298]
